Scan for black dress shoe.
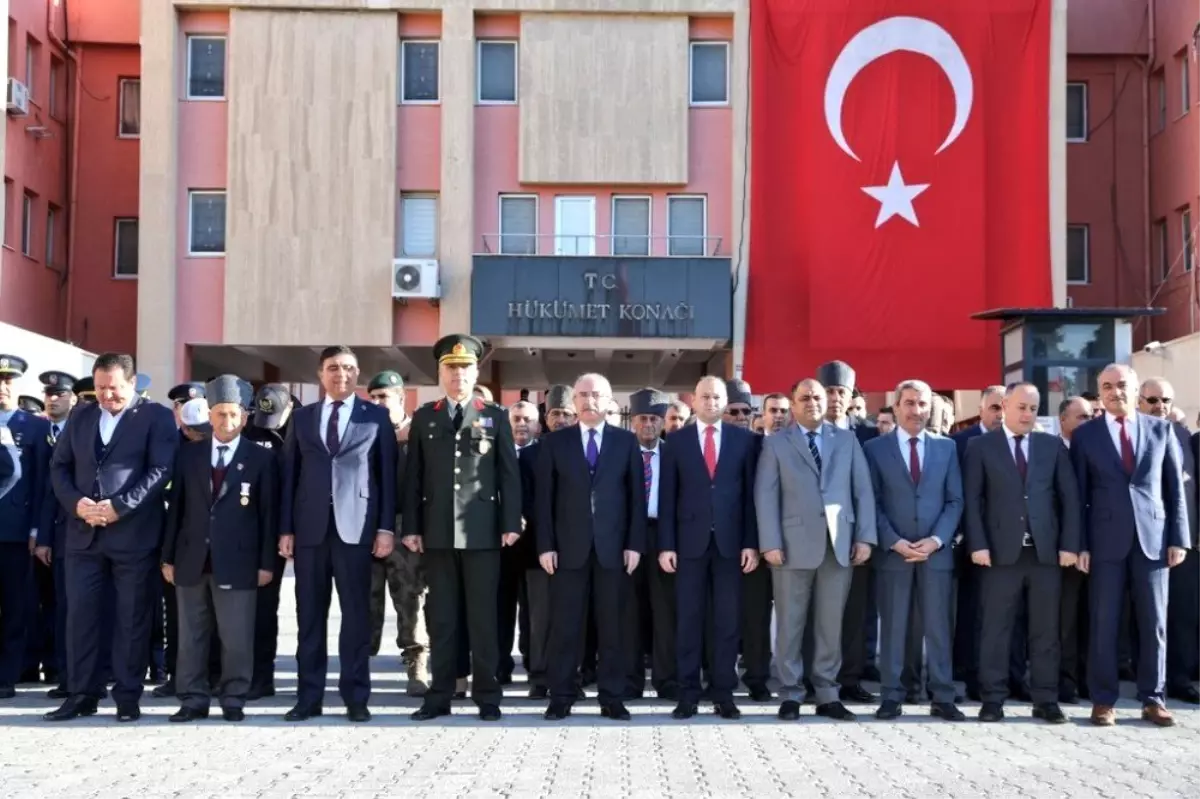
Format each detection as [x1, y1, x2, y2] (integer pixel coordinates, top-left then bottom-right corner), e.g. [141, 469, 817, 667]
[347, 705, 371, 722]
[714, 701, 741, 720]
[747, 685, 772, 703]
[169, 707, 209, 723]
[152, 679, 176, 699]
[1033, 702, 1067, 723]
[778, 700, 801, 720]
[284, 704, 323, 721]
[839, 684, 877, 703]
[600, 701, 631, 720]
[46, 686, 70, 700]
[410, 704, 450, 721]
[479, 704, 501, 721]
[815, 701, 856, 721]
[1167, 685, 1200, 705]
[930, 702, 966, 721]
[672, 702, 697, 719]
[116, 703, 141, 722]
[528, 685, 549, 700]
[246, 682, 276, 701]
[544, 702, 571, 720]
[978, 702, 1005, 722]
[44, 697, 99, 721]
[222, 708, 245, 722]
[0, 686, 15, 699]
[875, 700, 902, 720]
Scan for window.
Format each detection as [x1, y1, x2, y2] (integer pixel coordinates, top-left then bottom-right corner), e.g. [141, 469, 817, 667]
[399, 194, 438, 257]
[1182, 208, 1194, 273]
[1066, 83, 1087, 142]
[611, 196, 651, 256]
[186, 36, 226, 100]
[1179, 51, 1191, 116]
[188, 191, 227, 255]
[2, 178, 11, 247]
[49, 56, 64, 118]
[667, 196, 706, 256]
[690, 42, 729, 105]
[119, 79, 140, 137]
[1066, 224, 1089, 284]
[46, 206, 57, 265]
[1154, 219, 1169, 280]
[21, 191, 34, 257]
[477, 41, 517, 104]
[554, 196, 595, 256]
[401, 41, 439, 103]
[498, 194, 537, 255]
[114, 218, 139, 277]
[25, 36, 39, 100]
[1154, 70, 1167, 132]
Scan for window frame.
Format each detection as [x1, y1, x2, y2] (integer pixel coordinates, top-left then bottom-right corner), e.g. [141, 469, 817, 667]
[113, 217, 140, 279]
[21, 191, 35, 258]
[666, 194, 708, 257]
[48, 56, 64, 119]
[118, 78, 141, 138]
[1154, 69, 1168, 133]
[1154, 218, 1169, 281]
[400, 39, 441, 105]
[187, 190, 228, 257]
[476, 40, 518, 105]
[610, 194, 652, 256]
[185, 35, 227, 102]
[1066, 223, 1090, 285]
[398, 192, 440, 258]
[1066, 82, 1088, 143]
[1182, 208, 1194, 273]
[688, 41, 730, 107]
[1179, 50, 1191, 117]
[497, 193, 539, 256]
[25, 35, 38, 101]
[46, 205, 57, 266]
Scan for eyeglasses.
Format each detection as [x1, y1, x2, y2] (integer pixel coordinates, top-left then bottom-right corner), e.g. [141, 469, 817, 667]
[1144, 396, 1172, 405]
[725, 408, 752, 417]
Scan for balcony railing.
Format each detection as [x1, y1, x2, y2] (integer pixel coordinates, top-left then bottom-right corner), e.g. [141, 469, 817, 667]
[477, 233, 725, 258]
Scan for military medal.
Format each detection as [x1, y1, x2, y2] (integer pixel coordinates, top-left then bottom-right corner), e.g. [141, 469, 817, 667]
[240, 482, 251, 506]
[479, 439, 490, 454]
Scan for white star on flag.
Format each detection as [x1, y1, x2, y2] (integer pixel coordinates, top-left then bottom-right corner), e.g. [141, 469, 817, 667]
[861, 162, 930, 228]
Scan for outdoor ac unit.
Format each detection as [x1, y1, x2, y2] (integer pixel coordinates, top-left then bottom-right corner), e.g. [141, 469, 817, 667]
[6, 78, 29, 116]
[392, 258, 441, 299]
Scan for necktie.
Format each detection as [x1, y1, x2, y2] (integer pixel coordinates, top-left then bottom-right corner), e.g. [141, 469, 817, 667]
[451, 403, 464, 432]
[51, 424, 60, 444]
[212, 445, 229, 498]
[642, 450, 654, 502]
[1013, 434, 1028, 481]
[1116, 416, 1135, 474]
[586, 428, 599, 473]
[326, 400, 343, 454]
[704, 426, 717, 479]
[806, 431, 822, 473]
[908, 437, 921, 485]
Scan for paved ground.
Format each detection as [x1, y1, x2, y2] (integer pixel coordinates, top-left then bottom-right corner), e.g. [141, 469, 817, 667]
[1, 575, 1197, 798]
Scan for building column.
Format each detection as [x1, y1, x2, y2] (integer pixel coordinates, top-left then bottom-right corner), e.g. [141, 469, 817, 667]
[730, 3, 751, 379]
[439, 3, 475, 336]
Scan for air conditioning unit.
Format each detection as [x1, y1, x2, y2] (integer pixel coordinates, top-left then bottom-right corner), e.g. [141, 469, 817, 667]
[6, 78, 29, 116]
[392, 258, 441, 299]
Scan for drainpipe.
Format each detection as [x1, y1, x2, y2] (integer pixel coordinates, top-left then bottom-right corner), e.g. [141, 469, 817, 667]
[1142, 0, 1155, 341]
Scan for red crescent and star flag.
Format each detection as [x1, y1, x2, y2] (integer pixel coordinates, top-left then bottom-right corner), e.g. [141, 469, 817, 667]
[744, 0, 1054, 391]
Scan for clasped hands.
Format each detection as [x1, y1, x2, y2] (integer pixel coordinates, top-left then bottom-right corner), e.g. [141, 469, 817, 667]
[893, 538, 938, 563]
[75, 497, 118, 527]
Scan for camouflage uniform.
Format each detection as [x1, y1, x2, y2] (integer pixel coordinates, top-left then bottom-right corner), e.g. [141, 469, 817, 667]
[370, 545, 429, 694]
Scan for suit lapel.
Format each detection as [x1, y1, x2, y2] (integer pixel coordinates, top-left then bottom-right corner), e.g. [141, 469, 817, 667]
[1133, 414, 1150, 475]
[341, 397, 363, 453]
[881, 431, 913, 485]
[215, 442, 249, 504]
[786, 425, 821, 478]
[566, 425, 591, 480]
[593, 424, 618, 483]
[200, 443, 215, 506]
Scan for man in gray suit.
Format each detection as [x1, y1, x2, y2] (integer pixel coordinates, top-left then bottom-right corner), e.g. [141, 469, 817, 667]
[863, 378, 966, 721]
[962, 382, 1081, 724]
[755, 378, 876, 721]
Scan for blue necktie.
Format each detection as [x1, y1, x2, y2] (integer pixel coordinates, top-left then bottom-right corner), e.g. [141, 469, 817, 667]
[586, 428, 599, 473]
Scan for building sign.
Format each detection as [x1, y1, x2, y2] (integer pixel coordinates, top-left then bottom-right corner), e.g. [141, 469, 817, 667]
[470, 256, 732, 339]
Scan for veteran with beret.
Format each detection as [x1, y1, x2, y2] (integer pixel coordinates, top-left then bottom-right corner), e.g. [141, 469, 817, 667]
[402, 334, 521, 722]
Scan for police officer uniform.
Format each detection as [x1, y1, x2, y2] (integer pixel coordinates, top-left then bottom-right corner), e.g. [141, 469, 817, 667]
[135, 373, 152, 399]
[404, 335, 521, 721]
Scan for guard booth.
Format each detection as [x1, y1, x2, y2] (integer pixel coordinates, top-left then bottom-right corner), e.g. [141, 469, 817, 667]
[971, 307, 1164, 417]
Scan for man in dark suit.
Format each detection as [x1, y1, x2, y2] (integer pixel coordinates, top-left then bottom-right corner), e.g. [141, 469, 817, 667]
[280, 345, 397, 723]
[0, 354, 53, 699]
[537, 372, 646, 721]
[403, 335, 520, 722]
[45, 352, 178, 721]
[1056, 395, 1096, 704]
[1071, 363, 1188, 727]
[962, 382, 1081, 723]
[161, 376, 279, 722]
[658, 377, 759, 720]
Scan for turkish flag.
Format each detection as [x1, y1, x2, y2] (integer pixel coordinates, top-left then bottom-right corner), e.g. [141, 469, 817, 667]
[745, 0, 1053, 392]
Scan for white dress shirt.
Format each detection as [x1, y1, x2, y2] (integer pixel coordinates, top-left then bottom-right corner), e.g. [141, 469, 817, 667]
[834, 416, 850, 431]
[98, 407, 128, 445]
[580, 421, 606, 453]
[319, 395, 353, 446]
[641, 444, 661, 519]
[895, 426, 926, 469]
[211, 435, 241, 467]
[801, 423, 824, 459]
[1001, 424, 1029, 463]
[1060, 435, 1071, 450]
[1105, 410, 1138, 457]
[696, 419, 722, 459]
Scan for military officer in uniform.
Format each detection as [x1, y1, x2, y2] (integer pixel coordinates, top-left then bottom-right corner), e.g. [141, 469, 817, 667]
[17, 396, 45, 414]
[403, 335, 521, 721]
[73, 377, 96, 404]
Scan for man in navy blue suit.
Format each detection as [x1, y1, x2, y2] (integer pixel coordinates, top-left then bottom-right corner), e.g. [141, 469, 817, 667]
[1070, 363, 1188, 727]
[0, 354, 53, 700]
[280, 345, 397, 723]
[658, 377, 759, 720]
[537, 373, 647, 721]
[44, 352, 178, 722]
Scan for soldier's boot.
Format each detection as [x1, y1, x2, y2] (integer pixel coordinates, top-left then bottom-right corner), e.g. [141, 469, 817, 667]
[406, 654, 430, 697]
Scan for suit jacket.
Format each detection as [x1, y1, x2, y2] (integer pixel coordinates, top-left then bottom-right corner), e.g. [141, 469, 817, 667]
[50, 397, 178, 553]
[1172, 422, 1197, 549]
[847, 416, 880, 447]
[1192, 431, 1200, 548]
[535, 423, 648, 571]
[659, 423, 758, 558]
[162, 438, 279, 589]
[952, 424, 985, 461]
[961, 429, 1081, 566]
[1069, 413, 1188, 562]
[863, 431, 963, 571]
[517, 440, 542, 568]
[0, 442, 16, 497]
[755, 422, 877, 569]
[402, 398, 520, 549]
[281, 397, 397, 547]
[0, 409, 52, 544]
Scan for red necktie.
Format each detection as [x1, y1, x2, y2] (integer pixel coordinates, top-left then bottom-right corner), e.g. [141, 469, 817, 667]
[703, 426, 717, 479]
[1116, 416, 1135, 474]
[908, 437, 921, 485]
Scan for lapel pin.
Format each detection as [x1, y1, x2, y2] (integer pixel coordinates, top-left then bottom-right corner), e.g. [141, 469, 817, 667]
[236, 463, 244, 471]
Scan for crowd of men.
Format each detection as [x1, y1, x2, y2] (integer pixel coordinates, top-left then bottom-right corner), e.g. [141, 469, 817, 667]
[0, 339, 1196, 727]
